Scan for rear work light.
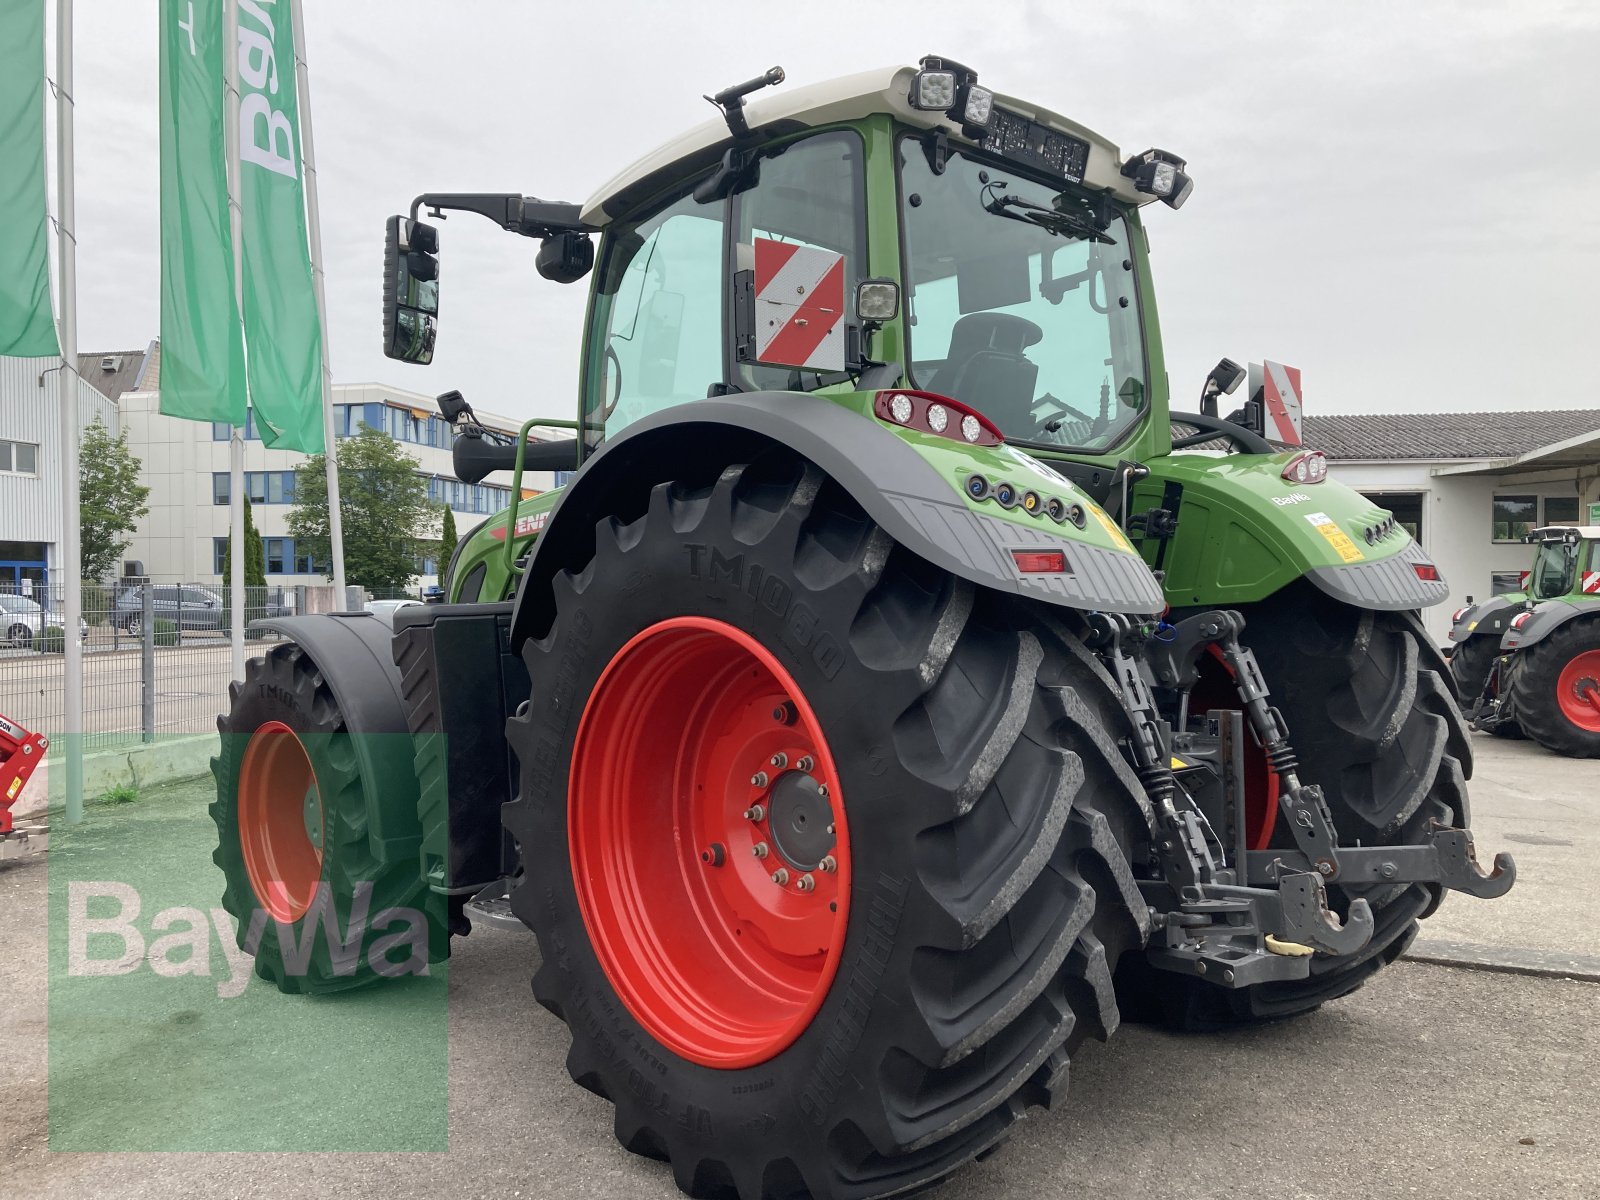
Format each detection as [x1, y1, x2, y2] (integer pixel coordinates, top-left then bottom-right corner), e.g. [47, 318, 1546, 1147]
[1011, 549, 1068, 574]
[874, 390, 1003, 446]
[1281, 451, 1328, 485]
[1413, 562, 1441, 582]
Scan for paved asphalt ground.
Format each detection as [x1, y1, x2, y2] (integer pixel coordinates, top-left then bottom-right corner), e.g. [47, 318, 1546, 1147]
[2, 732, 1596, 1199]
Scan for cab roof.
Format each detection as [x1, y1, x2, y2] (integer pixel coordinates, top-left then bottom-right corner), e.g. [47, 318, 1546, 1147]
[580, 63, 1150, 227]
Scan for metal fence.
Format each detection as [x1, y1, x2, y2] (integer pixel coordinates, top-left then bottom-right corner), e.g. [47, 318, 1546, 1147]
[0, 581, 300, 750]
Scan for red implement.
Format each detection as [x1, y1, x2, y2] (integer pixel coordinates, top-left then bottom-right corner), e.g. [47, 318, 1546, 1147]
[0, 711, 48, 835]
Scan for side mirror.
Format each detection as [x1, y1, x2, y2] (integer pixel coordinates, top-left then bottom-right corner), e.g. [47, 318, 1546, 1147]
[1199, 356, 1245, 417]
[383, 216, 440, 364]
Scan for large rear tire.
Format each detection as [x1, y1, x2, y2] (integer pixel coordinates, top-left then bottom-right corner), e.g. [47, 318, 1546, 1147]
[504, 454, 1153, 1199]
[1504, 619, 1600, 757]
[1119, 582, 1471, 1028]
[211, 643, 447, 992]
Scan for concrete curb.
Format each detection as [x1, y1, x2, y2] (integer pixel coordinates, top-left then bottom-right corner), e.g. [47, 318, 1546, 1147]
[13, 733, 218, 817]
[1404, 937, 1600, 984]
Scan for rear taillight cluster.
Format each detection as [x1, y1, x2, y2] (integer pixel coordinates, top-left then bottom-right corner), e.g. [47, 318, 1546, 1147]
[874, 390, 1003, 446]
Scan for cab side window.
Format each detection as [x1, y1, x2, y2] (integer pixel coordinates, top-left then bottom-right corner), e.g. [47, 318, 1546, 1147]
[591, 192, 726, 440]
[735, 130, 865, 392]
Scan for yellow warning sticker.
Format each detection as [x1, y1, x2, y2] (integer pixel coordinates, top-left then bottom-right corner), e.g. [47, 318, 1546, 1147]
[1090, 505, 1135, 553]
[1170, 756, 1189, 770]
[1304, 512, 1365, 563]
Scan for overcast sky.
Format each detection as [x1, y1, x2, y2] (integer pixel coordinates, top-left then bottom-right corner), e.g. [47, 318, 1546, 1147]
[51, 0, 1600, 424]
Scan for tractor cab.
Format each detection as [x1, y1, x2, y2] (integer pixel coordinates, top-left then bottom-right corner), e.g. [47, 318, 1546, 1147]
[1525, 524, 1599, 602]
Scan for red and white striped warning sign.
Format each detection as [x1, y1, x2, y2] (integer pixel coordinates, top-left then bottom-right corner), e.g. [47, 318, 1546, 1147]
[1520, 571, 1532, 590]
[754, 238, 846, 372]
[1582, 571, 1600, 594]
[1250, 360, 1304, 446]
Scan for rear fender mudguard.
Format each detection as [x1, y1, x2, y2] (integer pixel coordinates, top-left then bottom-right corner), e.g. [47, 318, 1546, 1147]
[1449, 594, 1526, 645]
[249, 614, 423, 864]
[508, 393, 1164, 650]
[1501, 597, 1600, 651]
[1134, 454, 1449, 611]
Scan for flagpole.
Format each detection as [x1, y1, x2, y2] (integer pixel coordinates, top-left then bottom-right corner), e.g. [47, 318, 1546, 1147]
[222, 0, 245, 681]
[289, 0, 346, 602]
[55, 0, 83, 824]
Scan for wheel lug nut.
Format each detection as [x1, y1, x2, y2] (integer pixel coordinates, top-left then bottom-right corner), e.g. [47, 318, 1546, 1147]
[819, 855, 837, 873]
[771, 868, 790, 886]
[796, 755, 814, 772]
[701, 843, 726, 867]
[743, 804, 766, 822]
[751, 771, 768, 788]
[770, 752, 788, 769]
[752, 842, 769, 859]
[818, 783, 828, 798]
[826, 823, 835, 835]
[797, 874, 816, 892]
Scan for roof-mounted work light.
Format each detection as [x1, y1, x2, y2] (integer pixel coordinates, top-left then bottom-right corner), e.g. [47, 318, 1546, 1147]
[1121, 148, 1194, 209]
[910, 56, 994, 135]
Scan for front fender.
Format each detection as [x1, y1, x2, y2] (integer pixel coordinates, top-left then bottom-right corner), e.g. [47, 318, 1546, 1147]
[509, 392, 1164, 650]
[249, 614, 423, 863]
[1449, 593, 1527, 645]
[1134, 454, 1448, 611]
[1501, 597, 1600, 651]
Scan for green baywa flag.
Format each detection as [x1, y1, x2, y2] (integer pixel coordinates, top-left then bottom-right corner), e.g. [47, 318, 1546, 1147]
[0, 0, 60, 358]
[159, 0, 245, 423]
[235, 0, 324, 452]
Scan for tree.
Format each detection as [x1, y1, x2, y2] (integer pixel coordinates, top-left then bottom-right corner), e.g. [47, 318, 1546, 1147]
[79, 418, 150, 582]
[219, 496, 267, 590]
[437, 504, 458, 574]
[288, 426, 433, 593]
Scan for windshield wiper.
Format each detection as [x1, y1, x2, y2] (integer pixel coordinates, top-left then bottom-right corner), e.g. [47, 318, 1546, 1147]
[982, 192, 1113, 244]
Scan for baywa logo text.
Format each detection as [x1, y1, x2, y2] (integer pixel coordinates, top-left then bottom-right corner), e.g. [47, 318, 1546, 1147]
[66, 881, 431, 998]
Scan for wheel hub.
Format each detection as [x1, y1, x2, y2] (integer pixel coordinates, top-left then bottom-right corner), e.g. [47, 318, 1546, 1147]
[1557, 649, 1600, 732]
[763, 770, 835, 869]
[568, 616, 852, 1069]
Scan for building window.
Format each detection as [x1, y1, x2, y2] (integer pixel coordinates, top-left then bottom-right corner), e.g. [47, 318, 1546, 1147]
[213, 537, 227, 574]
[0, 439, 39, 475]
[265, 538, 289, 574]
[1545, 496, 1580, 526]
[1492, 495, 1538, 542]
[553, 470, 574, 487]
[212, 409, 260, 441]
[212, 471, 297, 505]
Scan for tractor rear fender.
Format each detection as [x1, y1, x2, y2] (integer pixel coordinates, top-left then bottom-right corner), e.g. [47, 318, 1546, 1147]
[1500, 597, 1600, 651]
[1449, 594, 1526, 645]
[248, 614, 424, 863]
[508, 391, 1164, 650]
[1131, 454, 1449, 611]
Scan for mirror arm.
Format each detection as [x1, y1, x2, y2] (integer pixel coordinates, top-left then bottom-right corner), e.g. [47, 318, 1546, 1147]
[409, 193, 595, 239]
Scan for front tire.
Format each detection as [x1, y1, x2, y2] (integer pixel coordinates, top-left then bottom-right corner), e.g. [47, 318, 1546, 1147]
[8, 623, 33, 649]
[505, 455, 1153, 1199]
[211, 643, 447, 992]
[1448, 634, 1499, 705]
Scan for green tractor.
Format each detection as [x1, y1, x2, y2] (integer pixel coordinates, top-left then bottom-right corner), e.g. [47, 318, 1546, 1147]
[214, 58, 1514, 1199]
[1449, 524, 1600, 756]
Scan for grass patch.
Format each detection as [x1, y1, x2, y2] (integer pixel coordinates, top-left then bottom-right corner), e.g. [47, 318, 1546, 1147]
[97, 781, 140, 806]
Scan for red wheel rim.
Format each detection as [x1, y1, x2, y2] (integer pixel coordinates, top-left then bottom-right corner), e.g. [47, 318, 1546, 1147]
[1190, 646, 1280, 851]
[237, 721, 325, 923]
[1556, 649, 1600, 732]
[569, 617, 851, 1069]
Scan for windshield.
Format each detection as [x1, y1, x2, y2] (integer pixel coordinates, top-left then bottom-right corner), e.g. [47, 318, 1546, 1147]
[898, 141, 1148, 451]
[1529, 538, 1581, 599]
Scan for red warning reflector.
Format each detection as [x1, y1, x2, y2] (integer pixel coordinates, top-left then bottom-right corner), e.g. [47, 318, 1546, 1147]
[1413, 562, 1441, 582]
[1012, 550, 1068, 574]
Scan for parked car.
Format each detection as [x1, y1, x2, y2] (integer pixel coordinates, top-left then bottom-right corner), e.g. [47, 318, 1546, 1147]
[0, 594, 89, 647]
[113, 585, 290, 633]
[364, 598, 423, 625]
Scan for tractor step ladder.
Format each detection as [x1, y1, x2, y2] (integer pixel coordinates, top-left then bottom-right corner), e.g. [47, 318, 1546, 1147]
[0, 711, 49, 859]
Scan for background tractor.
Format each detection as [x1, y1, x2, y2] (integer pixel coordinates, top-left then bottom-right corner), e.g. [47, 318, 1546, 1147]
[1450, 524, 1600, 756]
[214, 57, 1513, 1199]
